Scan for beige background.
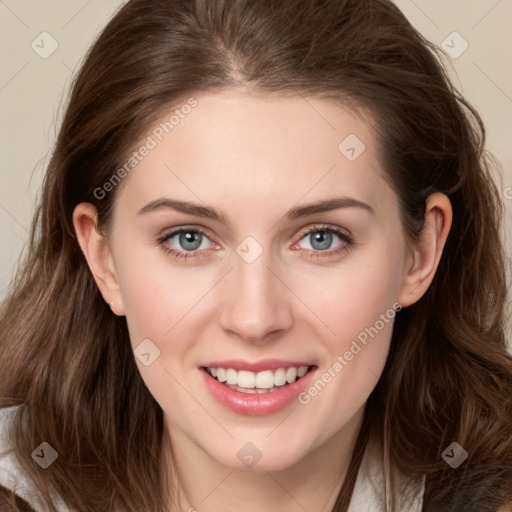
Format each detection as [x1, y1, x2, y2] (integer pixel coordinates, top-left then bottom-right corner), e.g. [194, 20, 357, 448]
[0, 1, 511, 344]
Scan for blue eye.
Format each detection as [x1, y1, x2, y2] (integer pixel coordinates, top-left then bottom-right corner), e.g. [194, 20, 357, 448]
[173, 230, 205, 251]
[158, 227, 215, 260]
[158, 224, 353, 262]
[307, 231, 334, 251]
[295, 225, 353, 259]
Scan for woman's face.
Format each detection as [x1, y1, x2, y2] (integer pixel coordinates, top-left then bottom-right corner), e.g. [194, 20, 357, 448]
[104, 91, 413, 471]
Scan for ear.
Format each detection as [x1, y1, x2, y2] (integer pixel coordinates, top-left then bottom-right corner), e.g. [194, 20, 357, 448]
[73, 203, 125, 316]
[398, 192, 452, 308]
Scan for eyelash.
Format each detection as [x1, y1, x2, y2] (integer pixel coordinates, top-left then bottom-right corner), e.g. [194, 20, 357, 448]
[157, 224, 354, 261]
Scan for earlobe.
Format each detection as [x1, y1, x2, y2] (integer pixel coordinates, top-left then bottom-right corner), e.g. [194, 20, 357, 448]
[72, 203, 125, 316]
[398, 192, 452, 308]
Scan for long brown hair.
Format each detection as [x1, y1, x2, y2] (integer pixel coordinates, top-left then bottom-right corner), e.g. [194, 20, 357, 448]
[1, 0, 511, 510]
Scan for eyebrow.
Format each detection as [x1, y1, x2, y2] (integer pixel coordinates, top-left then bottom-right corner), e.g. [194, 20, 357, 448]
[137, 196, 375, 221]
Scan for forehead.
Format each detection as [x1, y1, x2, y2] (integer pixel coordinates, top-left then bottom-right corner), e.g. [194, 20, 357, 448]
[114, 91, 395, 222]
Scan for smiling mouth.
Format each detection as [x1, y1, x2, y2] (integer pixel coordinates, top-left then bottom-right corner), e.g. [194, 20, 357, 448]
[203, 365, 316, 394]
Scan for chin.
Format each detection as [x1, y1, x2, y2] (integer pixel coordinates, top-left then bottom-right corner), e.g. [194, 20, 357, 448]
[206, 438, 311, 473]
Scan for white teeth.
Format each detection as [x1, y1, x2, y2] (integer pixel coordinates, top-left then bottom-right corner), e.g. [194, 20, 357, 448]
[297, 366, 308, 377]
[225, 384, 279, 394]
[207, 365, 311, 390]
[273, 368, 287, 386]
[255, 370, 274, 389]
[286, 367, 297, 383]
[237, 370, 256, 389]
[216, 368, 226, 383]
[226, 368, 238, 385]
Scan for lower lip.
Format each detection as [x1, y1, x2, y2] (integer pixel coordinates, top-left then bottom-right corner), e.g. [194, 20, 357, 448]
[201, 367, 317, 416]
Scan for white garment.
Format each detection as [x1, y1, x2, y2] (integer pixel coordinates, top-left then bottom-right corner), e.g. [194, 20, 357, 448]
[349, 430, 425, 511]
[0, 406, 67, 512]
[0, 405, 424, 511]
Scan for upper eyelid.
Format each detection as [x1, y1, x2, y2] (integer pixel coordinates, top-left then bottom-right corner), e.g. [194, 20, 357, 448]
[160, 225, 216, 241]
[299, 224, 351, 236]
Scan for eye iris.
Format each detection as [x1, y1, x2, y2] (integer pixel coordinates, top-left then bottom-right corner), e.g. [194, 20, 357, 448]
[310, 231, 332, 251]
[179, 231, 202, 251]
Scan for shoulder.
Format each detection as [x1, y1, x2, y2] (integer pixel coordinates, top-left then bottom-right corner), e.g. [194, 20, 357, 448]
[0, 405, 26, 488]
[348, 431, 512, 512]
[348, 433, 424, 512]
[0, 405, 51, 512]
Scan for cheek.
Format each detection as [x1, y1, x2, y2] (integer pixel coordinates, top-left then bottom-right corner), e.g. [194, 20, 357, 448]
[298, 242, 405, 350]
[113, 250, 211, 425]
[293, 277, 399, 446]
[113, 241, 213, 345]
[291, 240, 405, 417]
[320, 268, 399, 352]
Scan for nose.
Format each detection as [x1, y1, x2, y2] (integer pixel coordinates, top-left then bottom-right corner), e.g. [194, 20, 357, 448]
[218, 247, 293, 345]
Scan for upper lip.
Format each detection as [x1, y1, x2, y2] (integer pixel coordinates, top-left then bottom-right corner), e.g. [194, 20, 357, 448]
[201, 359, 315, 373]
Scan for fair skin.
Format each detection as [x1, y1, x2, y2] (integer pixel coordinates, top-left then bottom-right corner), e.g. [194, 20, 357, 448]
[73, 91, 452, 512]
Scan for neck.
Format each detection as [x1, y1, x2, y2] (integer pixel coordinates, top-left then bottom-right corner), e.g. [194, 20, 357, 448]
[161, 407, 366, 512]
